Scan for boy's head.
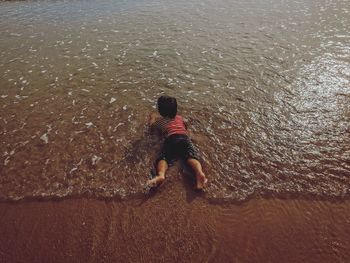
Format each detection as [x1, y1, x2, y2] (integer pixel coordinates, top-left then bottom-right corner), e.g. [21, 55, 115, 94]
[157, 96, 177, 118]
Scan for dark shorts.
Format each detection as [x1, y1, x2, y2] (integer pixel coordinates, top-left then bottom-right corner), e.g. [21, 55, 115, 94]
[157, 134, 199, 166]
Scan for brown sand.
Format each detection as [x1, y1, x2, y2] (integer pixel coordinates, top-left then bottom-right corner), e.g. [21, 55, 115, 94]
[1, 181, 349, 263]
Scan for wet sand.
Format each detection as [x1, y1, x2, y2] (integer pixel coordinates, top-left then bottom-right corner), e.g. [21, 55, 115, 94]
[1, 179, 349, 263]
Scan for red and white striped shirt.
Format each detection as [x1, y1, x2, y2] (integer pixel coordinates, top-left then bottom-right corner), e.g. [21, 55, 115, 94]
[153, 115, 187, 137]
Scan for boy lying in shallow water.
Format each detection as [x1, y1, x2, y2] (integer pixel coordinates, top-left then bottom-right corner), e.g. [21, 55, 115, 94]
[147, 95, 208, 190]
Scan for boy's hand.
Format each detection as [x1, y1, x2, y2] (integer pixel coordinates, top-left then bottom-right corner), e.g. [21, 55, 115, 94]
[148, 112, 159, 126]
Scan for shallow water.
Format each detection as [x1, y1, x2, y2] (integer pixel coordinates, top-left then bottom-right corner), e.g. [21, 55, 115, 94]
[0, 0, 349, 201]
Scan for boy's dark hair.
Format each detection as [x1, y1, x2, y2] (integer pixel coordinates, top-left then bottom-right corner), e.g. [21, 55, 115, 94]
[157, 96, 177, 118]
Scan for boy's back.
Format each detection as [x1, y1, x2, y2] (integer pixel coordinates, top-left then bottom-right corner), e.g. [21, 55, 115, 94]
[153, 115, 187, 137]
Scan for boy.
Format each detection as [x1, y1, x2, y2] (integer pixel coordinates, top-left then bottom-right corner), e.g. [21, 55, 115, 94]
[147, 96, 208, 189]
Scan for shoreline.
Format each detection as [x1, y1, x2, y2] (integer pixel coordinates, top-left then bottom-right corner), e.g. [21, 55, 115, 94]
[1, 183, 349, 262]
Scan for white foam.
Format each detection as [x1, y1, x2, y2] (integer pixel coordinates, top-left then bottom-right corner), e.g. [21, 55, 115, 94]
[91, 155, 101, 166]
[85, 122, 93, 128]
[40, 133, 49, 144]
[70, 167, 78, 173]
[110, 97, 117, 104]
[4, 156, 10, 166]
[113, 123, 124, 131]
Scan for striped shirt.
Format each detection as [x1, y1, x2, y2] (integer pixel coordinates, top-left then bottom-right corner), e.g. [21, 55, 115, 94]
[153, 115, 187, 137]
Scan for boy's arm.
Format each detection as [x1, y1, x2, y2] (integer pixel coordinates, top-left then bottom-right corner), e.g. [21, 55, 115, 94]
[148, 112, 162, 135]
[183, 117, 201, 142]
[183, 117, 193, 137]
[183, 117, 204, 143]
[148, 112, 160, 126]
[183, 116, 189, 130]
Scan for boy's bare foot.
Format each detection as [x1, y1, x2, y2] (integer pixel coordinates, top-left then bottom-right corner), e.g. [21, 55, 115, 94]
[147, 175, 165, 188]
[195, 172, 208, 190]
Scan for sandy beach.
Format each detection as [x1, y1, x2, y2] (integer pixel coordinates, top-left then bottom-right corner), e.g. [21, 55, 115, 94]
[1, 179, 349, 263]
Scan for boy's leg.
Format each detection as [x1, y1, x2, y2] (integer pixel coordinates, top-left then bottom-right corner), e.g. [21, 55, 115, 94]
[147, 160, 168, 186]
[156, 159, 168, 179]
[186, 158, 208, 189]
